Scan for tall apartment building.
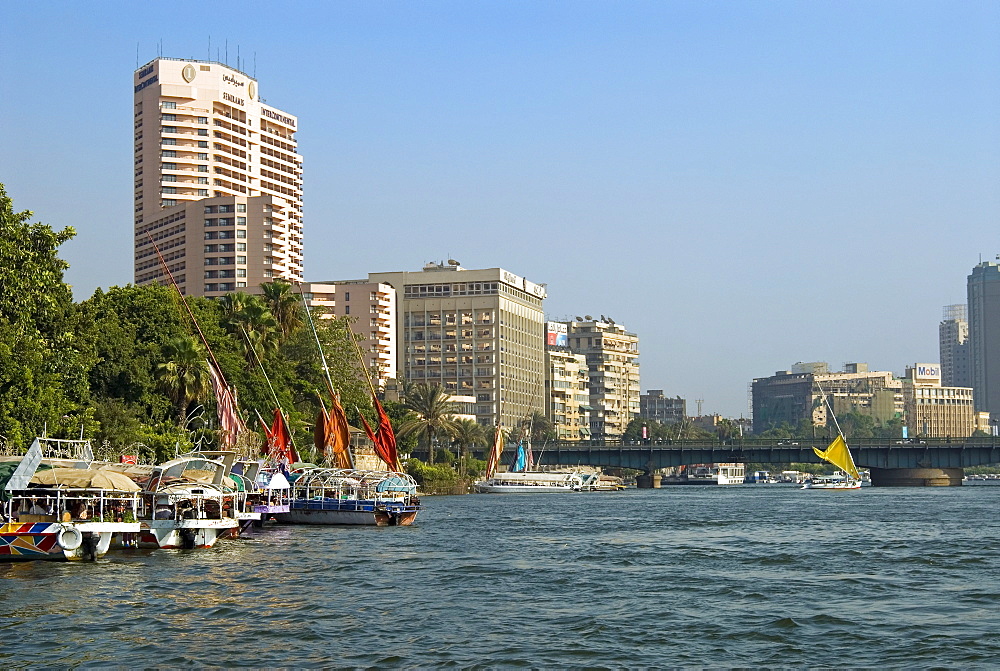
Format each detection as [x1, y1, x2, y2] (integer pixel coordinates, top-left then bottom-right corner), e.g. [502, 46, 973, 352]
[300, 280, 398, 386]
[368, 261, 548, 430]
[639, 390, 686, 424]
[968, 262, 1000, 417]
[901, 364, 975, 438]
[133, 58, 303, 296]
[752, 362, 902, 432]
[544, 322, 591, 441]
[939, 304, 971, 389]
[564, 319, 640, 439]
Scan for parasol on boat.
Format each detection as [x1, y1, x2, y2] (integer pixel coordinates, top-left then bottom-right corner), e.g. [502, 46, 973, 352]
[30, 468, 141, 491]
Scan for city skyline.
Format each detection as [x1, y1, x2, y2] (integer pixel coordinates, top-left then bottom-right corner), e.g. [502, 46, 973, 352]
[2, 2, 998, 417]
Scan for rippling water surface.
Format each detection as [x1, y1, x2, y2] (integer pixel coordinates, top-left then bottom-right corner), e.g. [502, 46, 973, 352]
[3, 486, 999, 668]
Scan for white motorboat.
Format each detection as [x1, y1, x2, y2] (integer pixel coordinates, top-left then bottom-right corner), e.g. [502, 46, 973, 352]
[137, 453, 239, 549]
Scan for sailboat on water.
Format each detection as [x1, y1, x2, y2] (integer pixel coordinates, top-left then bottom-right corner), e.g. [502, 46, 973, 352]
[472, 422, 586, 493]
[802, 388, 863, 490]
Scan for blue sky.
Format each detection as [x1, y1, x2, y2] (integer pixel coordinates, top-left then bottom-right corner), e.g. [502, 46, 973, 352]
[1, 1, 998, 417]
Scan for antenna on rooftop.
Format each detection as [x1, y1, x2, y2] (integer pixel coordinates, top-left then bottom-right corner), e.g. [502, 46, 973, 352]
[696, 398, 704, 416]
[136, 41, 139, 68]
[208, 36, 211, 61]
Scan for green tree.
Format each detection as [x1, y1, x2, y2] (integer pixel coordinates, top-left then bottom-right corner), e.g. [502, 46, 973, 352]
[222, 293, 279, 367]
[0, 184, 92, 446]
[451, 418, 486, 476]
[156, 335, 212, 427]
[261, 280, 303, 341]
[520, 410, 556, 445]
[397, 383, 459, 465]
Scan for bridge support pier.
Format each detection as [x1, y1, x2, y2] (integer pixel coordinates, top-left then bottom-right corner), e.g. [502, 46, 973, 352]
[636, 473, 662, 489]
[870, 467, 964, 487]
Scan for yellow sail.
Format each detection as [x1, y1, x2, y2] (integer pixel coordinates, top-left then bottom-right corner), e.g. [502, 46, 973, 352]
[812, 434, 860, 480]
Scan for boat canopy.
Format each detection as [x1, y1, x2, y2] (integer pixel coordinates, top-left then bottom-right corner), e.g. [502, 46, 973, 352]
[292, 468, 417, 494]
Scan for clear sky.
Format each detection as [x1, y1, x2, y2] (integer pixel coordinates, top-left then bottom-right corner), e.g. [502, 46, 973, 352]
[2, 1, 998, 418]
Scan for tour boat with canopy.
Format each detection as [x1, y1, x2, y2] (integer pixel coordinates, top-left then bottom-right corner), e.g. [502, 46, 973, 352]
[1, 437, 142, 561]
[275, 467, 420, 526]
[137, 452, 240, 549]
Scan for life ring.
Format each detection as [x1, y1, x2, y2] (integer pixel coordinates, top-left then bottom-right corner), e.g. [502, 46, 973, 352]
[57, 526, 83, 551]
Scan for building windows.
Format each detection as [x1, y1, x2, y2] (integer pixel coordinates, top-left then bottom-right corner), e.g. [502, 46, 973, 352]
[162, 102, 177, 110]
[236, 243, 246, 252]
[197, 117, 208, 124]
[162, 175, 176, 182]
[345, 305, 351, 315]
[237, 269, 247, 278]
[197, 165, 209, 172]
[236, 217, 246, 226]
[219, 205, 232, 213]
[161, 114, 176, 121]
[162, 150, 177, 158]
[236, 230, 246, 239]
[219, 218, 233, 226]
[198, 189, 209, 196]
[162, 138, 176, 145]
[197, 153, 209, 160]
[237, 281, 247, 288]
[237, 204, 247, 212]
[197, 177, 208, 184]
[162, 162, 177, 170]
[198, 128, 208, 136]
[198, 141, 208, 148]
[204, 206, 217, 214]
[162, 187, 177, 194]
[162, 199, 176, 207]
[236, 256, 246, 264]
[263, 269, 273, 278]
[344, 292, 350, 301]
[204, 218, 217, 227]
[162, 126, 176, 134]
[263, 243, 273, 252]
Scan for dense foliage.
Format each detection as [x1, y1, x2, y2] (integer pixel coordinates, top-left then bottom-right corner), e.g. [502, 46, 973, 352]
[0, 185, 382, 462]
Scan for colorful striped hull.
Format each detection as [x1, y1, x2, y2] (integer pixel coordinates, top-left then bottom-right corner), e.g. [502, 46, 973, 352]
[0, 522, 61, 560]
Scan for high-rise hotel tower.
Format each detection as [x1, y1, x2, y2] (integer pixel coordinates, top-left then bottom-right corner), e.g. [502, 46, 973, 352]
[133, 58, 303, 295]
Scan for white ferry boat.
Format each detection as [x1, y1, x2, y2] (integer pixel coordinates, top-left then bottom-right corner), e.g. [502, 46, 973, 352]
[662, 463, 745, 485]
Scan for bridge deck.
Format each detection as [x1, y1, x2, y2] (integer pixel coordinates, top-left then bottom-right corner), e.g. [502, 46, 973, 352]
[523, 438, 1000, 472]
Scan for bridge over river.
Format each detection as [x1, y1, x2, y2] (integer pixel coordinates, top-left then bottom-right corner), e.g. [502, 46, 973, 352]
[518, 437, 1000, 486]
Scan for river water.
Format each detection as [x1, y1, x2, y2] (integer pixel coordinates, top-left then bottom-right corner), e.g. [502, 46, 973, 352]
[2, 485, 999, 668]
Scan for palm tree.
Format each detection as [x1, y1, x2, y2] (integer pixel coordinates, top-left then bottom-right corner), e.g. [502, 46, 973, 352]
[451, 418, 486, 476]
[156, 335, 211, 427]
[222, 293, 279, 366]
[521, 410, 555, 446]
[261, 280, 303, 340]
[397, 383, 459, 465]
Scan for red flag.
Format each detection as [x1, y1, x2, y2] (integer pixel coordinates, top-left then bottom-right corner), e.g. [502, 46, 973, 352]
[261, 408, 297, 467]
[360, 394, 400, 472]
[208, 361, 244, 449]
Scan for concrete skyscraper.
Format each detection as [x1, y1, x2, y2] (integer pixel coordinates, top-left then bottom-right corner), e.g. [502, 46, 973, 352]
[967, 262, 1000, 417]
[939, 304, 971, 389]
[133, 58, 303, 296]
[368, 261, 548, 430]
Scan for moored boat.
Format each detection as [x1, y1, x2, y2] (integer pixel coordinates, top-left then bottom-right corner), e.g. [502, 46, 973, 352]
[1, 438, 142, 561]
[662, 463, 745, 485]
[274, 468, 420, 526]
[473, 470, 586, 493]
[136, 452, 239, 549]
